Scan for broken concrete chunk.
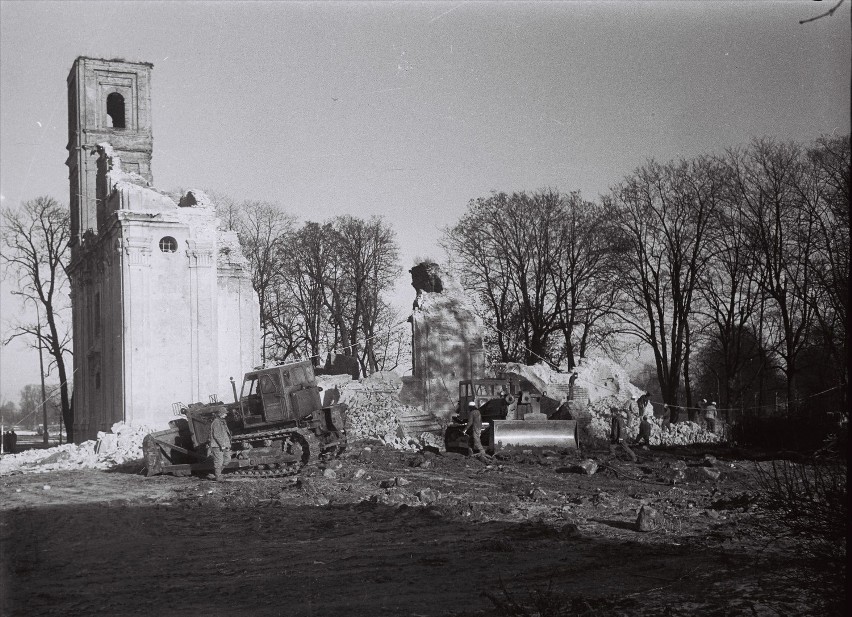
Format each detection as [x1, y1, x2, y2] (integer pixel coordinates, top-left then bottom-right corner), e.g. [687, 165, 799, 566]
[636, 505, 659, 532]
[571, 459, 598, 475]
[529, 487, 547, 500]
[417, 488, 439, 504]
[701, 467, 721, 481]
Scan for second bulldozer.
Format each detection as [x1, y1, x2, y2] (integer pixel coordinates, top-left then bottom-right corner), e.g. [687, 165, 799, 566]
[444, 379, 579, 453]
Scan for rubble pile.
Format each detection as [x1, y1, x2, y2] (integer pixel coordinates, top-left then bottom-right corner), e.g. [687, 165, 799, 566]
[318, 374, 425, 450]
[0, 421, 164, 475]
[502, 357, 721, 446]
[587, 397, 722, 446]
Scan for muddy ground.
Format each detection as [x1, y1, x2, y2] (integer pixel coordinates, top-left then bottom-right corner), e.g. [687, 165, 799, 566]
[0, 442, 842, 616]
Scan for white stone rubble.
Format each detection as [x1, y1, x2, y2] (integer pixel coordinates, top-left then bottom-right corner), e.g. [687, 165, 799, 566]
[0, 421, 166, 476]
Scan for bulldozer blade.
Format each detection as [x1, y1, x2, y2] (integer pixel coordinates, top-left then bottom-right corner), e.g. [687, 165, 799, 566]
[491, 420, 578, 449]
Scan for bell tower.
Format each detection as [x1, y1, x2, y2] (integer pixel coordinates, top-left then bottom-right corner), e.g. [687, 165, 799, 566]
[66, 57, 153, 252]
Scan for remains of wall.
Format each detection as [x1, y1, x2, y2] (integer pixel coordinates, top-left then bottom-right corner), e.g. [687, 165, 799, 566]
[399, 262, 486, 420]
[71, 144, 260, 439]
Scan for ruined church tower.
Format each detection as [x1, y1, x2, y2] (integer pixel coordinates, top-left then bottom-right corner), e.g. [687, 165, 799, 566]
[67, 57, 260, 441]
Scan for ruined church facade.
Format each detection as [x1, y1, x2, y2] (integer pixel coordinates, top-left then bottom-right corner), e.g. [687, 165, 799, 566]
[67, 57, 260, 441]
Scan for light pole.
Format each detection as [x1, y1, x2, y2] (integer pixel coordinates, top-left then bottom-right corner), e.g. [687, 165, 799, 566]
[36, 305, 48, 446]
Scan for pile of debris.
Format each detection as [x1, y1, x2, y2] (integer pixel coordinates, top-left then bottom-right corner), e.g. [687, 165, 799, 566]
[587, 396, 722, 446]
[318, 374, 436, 450]
[0, 421, 163, 475]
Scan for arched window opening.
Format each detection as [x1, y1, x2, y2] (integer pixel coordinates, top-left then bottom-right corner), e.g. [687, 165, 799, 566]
[159, 236, 178, 253]
[106, 92, 125, 129]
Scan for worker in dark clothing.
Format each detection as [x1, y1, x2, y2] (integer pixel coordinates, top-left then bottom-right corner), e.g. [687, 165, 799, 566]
[610, 408, 625, 445]
[690, 400, 705, 424]
[610, 408, 637, 461]
[635, 416, 652, 447]
[637, 393, 650, 417]
[466, 401, 485, 455]
[208, 408, 232, 481]
[664, 404, 680, 428]
[9, 430, 16, 454]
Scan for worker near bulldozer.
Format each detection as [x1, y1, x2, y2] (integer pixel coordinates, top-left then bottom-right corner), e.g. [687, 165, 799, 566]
[208, 408, 232, 481]
[466, 401, 485, 455]
[610, 407, 625, 445]
[635, 416, 652, 447]
[704, 401, 718, 434]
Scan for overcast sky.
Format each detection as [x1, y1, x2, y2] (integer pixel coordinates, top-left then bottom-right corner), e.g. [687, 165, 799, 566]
[0, 0, 849, 404]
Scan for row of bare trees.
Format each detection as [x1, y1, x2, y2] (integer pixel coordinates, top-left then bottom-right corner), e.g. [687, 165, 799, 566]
[219, 198, 404, 377]
[443, 134, 849, 412]
[442, 190, 621, 368]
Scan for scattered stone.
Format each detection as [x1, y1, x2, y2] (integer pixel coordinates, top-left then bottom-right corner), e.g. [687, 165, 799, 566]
[572, 459, 598, 475]
[702, 454, 718, 466]
[326, 459, 344, 470]
[559, 523, 580, 537]
[353, 468, 367, 479]
[322, 468, 338, 480]
[396, 477, 411, 486]
[314, 495, 330, 506]
[636, 505, 659, 532]
[42, 485, 51, 491]
[529, 487, 547, 501]
[670, 460, 687, 471]
[416, 488, 439, 504]
[296, 478, 318, 495]
[701, 467, 721, 481]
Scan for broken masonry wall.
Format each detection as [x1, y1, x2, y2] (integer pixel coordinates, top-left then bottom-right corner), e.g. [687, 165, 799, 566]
[400, 262, 486, 420]
[71, 144, 260, 440]
[217, 228, 262, 397]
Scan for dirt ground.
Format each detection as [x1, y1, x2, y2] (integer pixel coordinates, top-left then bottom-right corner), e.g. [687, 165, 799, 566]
[0, 442, 841, 616]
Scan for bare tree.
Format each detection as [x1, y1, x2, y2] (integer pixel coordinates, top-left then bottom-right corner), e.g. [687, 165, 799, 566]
[727, 139, 819, 406]
[552, 195, 624, 368]
[802, 135, 850, 396]
[443, 190, 573, 366]
[329, 215, 401, 375]
[693, 168, 766, 410]
[1, 197, 73, 440]
[608, 157, 722, 407]
[236, 200, 297, 365]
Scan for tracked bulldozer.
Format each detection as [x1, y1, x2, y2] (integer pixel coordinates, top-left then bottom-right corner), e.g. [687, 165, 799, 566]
[444, 379, 579, 453]
[143, 360, 346, 478]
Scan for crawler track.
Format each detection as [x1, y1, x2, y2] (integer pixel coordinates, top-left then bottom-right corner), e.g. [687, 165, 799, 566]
[229, 427, 324, 478]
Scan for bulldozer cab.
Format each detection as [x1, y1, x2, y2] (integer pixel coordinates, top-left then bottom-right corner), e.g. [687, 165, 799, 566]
[458, 379, 514, 421]
[240, 361, 322, 426]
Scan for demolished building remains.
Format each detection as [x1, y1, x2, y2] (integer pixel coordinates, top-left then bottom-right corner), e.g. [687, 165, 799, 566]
[66, 57, 260, 441]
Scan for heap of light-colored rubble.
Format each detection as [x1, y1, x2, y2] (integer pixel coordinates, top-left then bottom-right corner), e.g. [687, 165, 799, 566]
[317, 373, 438, 450]
[587, 396, 722, 446]
[504, 357, 721, 446]
[0, 421, 165, 475]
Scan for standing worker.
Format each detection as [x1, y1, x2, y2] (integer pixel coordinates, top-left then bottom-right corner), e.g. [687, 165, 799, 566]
[635, 416, 652, 447]
[466, 401, 485, 455]
[704, 401, 718, 434]
[626, 395, 640, 436]
[208, 407, 232, 481]
[610, 407, 637, 461]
